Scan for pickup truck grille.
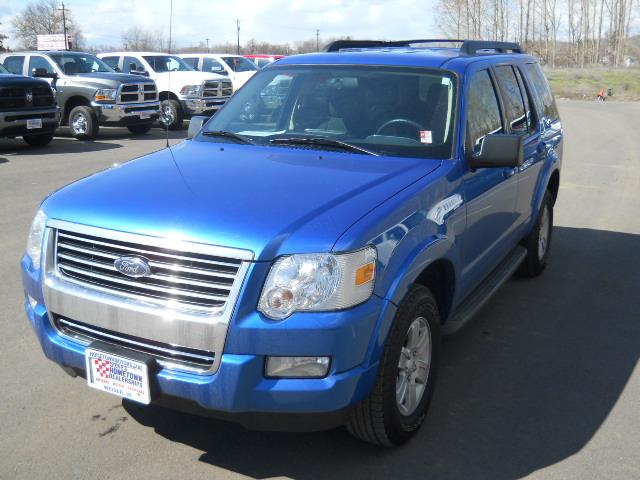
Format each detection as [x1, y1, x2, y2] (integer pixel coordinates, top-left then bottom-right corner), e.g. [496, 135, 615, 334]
[117, 83, 158, 104]
[54, 229, 242, 309]
[0, 85, 55, 109]
[201, 79, 233, 98]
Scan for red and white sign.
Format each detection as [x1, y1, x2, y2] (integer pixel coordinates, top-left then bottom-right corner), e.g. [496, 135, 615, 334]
[37, 34, 71, 51]
[85, 349, 151, 404]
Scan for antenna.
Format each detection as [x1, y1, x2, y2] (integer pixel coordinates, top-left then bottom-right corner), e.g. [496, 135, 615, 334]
[165, 0, 173, 149]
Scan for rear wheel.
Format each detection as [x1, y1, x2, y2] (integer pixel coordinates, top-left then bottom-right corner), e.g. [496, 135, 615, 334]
[347, 285, 440, 446]
[517, 190, 554, 277]
[23, 133, 54, 147]
[69, 106, 99, 140]
[127, 123, 153, 135]
[160, 99, 184, 130]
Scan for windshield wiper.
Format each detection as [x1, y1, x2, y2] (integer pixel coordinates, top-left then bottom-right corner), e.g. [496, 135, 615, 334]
[269, 137, 379, 156]
[202, 130, 256, 145]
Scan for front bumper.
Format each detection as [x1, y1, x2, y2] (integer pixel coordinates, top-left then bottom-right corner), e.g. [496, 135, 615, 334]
[0, 107, 60, 137]
[91, 101, 160, 125]
[180, 97, 230, 116]
[21, 254, 395, 430]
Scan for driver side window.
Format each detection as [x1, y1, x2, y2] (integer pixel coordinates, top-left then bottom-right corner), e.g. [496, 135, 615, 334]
[466, 69, 504, 154]
[28, 56, 54, 76]
[123, 56, 144, 74]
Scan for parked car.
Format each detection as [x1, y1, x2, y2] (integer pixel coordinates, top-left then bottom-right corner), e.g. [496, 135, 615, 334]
[0, 63, 60, 146]
[244, 54, 284, 68]
[21, 40, 562, 446]
[99, 52, 232, 130]
[180, 53, 258, 91]
[0, 51, 159, 140]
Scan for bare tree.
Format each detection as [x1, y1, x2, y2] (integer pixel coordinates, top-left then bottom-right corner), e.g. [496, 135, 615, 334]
[121, 26, 167, 51]
[12, 0, 84, 50]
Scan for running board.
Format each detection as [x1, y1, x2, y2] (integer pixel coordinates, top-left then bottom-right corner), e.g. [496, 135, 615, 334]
[442, 246, 527, 335]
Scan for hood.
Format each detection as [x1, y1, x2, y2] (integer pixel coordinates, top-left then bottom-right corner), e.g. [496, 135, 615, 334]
[66, 72, 155, 87]
[0, 74, 51, 87]
[152, 70, 227, 90]
[43, 141, 441, 261]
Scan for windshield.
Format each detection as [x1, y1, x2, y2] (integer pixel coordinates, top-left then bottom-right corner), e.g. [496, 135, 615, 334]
[202, 65, 457, 159]
[143, 55, 193, 72]
[222, 56, 258, 72]
[49, 52, 114, 74]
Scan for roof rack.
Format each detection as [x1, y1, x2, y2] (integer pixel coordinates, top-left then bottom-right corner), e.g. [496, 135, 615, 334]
[323, 39, 524, 55]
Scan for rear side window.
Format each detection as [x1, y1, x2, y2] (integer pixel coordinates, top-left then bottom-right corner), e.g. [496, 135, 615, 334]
[495, 65, 528, 134]
[3, 56, 24, 75]
[466, 69, 504, 153]
[28, 56, 54, 75]
[203, 57, 224, 73]
[101, 56, 120, 71]
[182, 57, 199, 69]
[524, 63, 559, 121]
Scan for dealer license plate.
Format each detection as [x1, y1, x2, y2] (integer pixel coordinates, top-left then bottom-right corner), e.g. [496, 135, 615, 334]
[139, 111, 151, 119]
[26, 118, 42, 129]
[85, 348, 151, 404]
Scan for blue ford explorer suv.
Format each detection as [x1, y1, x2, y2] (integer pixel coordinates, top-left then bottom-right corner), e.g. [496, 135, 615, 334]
[21, 40, 562, 446]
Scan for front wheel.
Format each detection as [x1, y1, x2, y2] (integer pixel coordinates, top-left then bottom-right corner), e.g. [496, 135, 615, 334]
[160, 99, 184, 130]
[347, 285, 440, 446]
[517, 190, 554, 277]
[69, 105, 99, 140]
[23, 133, 54, 147]
[127, 123, 153, 135]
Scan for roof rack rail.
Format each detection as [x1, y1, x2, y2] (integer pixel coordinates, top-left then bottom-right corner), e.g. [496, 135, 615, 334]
[323, 39, 525, 55]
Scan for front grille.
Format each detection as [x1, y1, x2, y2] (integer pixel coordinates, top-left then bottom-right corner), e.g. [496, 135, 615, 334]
[32, 86, 55, 107]
[55, 316, 215, 371]
[201, 80, 233, 98]
[55, 229, 243, 309]
[0, 87, 25, 109]
[0, 86, 55, 109]
[117, 83, 158, 104]
[5, 112, 56, 122]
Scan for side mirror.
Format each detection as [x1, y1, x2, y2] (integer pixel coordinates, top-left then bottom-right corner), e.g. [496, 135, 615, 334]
[130, 69, 149, 77]
[187, 116, 208, 139]
[33, 68, 58, 79]
[212, 67, 228, 75]
[468, 134, 524, 169]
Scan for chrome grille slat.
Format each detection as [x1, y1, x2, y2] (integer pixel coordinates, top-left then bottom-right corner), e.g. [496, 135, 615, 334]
[58, 232, 241, 269]
[201, 79, 233, 98]
[55, 229, 244, 309]
[117, 83, 158, 104]
[57, 252, 233, 290]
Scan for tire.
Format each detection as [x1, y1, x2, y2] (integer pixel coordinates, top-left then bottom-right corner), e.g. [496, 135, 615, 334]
[69, 105, 99, 140]
[23, 133, 54, 147]
[347, 285, 440, 446]
[517, 190, 554, 277]
[127, 123, 153, 135]
[160, 99, 184, 130]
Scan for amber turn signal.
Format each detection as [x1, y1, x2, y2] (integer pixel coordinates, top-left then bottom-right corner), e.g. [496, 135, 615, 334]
[355, 262, 375, 286]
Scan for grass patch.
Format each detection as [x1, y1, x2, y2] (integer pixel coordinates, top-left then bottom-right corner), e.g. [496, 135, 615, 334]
[544, 67, 640, 101]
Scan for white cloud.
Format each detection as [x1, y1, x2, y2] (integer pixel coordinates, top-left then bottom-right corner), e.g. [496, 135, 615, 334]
[0, 0, 439, 50]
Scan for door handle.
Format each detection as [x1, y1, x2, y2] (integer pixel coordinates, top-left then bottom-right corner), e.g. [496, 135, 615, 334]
[537, 141, 548, 154]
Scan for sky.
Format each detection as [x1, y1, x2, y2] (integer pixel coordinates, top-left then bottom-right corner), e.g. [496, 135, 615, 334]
[0, 0, 439, 50]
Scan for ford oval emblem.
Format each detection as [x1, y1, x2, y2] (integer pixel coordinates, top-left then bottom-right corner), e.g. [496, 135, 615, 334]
[114, 256, 151, 278]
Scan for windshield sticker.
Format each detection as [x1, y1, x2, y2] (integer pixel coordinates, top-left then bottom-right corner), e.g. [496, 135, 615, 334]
[420, 130, 433, 144]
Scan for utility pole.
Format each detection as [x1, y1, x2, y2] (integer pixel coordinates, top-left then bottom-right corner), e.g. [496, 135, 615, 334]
[316, 29, 320, 51]
[59, 3, 68, 50]
[205, 38, 209, 53]
[236, 19, 240, 54]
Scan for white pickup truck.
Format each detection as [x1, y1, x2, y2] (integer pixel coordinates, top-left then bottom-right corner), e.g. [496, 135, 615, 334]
[98, 52, 233, 129]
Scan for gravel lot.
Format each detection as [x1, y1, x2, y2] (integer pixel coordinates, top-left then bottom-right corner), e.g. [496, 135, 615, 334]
[1, 103, 639, 480]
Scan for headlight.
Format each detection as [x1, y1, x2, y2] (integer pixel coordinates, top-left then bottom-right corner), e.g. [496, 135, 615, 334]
[93, 88, 117, 102]
[26, 210, 47, 268]
[180, 84, 201, 96]
[258, 247, 376, 320]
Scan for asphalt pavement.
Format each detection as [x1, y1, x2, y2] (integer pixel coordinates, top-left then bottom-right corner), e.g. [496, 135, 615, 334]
[0, 104, 639, 480]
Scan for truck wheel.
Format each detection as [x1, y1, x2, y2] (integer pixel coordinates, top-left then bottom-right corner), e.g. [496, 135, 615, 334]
[127, 123, 153, 135]
[347, 285, 440, 446]
[160, 99, 184, 130]
[69, 106, 99, 140]
[23, 133, 54, 147]
[517, 190, 553, 277]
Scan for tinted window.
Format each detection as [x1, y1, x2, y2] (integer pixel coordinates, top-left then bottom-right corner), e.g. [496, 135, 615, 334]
[28, 56, 54, 75]
[123, 56, 145, 73]
[49, 53, 113, 74]
[182, 57, 199, 69]
[495, 65, 528, 134]
[257, 58, 273, 68]
[203, 66, 457, 159]
[466, 69, 503, 152]
[525, 63, 559, 121]
[513, 66, 535, 132]
[203, 57, 224, 73]
[3, 56, 24, 75]
[101, 56, 120, 71]
[143, 55, 192, 72]
[222, 56, 258, 72]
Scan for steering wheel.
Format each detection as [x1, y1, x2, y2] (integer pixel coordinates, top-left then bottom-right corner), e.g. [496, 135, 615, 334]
[376, 118, 426, 136]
